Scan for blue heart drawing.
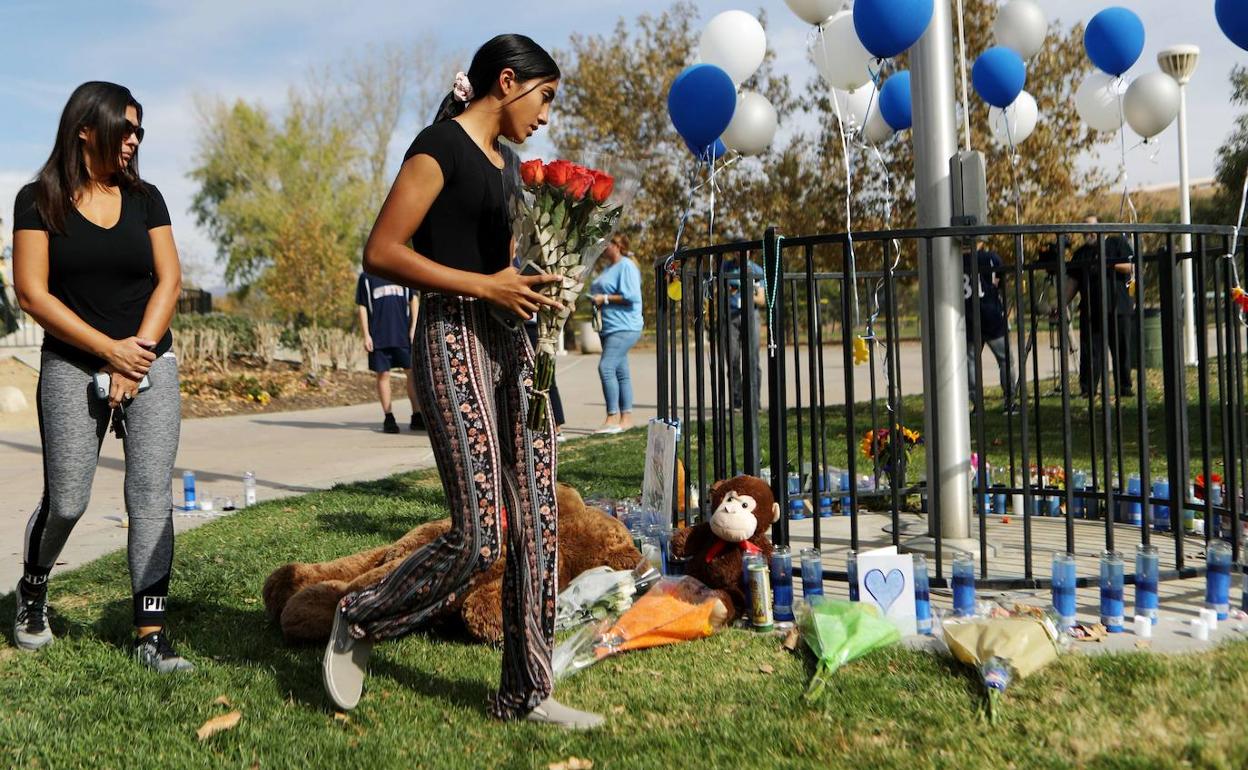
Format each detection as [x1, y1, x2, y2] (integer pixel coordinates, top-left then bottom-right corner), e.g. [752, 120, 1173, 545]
[864, 568, 907, 614]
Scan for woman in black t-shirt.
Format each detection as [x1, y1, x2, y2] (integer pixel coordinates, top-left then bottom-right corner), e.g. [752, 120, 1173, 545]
[322, 35, 604, 729]
[11, 82, 191, 672]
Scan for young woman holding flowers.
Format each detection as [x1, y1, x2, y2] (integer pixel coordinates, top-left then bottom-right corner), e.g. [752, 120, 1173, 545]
[321, 34, 605, 730]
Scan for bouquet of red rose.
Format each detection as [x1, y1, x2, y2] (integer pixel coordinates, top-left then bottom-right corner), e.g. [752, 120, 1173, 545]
[512, 158, 626, 432]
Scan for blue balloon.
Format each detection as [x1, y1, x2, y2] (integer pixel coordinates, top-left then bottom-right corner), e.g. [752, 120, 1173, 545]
[686, 138, 728, 161]
[853, 0, 934, 59]
[667, 64, 737, 153]
[1084, 7, 1145, 76]
[1217, 0, 1248, 52]
[878, 71, 912, 131]
[972, 46, 1026, 109]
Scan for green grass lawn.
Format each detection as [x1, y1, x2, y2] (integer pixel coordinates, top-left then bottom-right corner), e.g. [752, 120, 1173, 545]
[2, 431, 1247, 769]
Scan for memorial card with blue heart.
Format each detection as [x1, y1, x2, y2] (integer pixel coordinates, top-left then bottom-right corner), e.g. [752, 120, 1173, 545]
[856, 546, 917, 636]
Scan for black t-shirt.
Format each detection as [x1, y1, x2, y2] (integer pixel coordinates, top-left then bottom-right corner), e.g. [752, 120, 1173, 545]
[963, 249, 1007, 340]
[12, 181, 174, 369]
[404, 120, 512, 276]
[1068, 235, 1135, 324]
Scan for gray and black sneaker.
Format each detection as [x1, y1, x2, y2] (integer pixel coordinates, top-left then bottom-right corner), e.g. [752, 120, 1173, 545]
[382, 413, 400, 434]
[13, 582, 53, 651]
[133, 630, 195, 673]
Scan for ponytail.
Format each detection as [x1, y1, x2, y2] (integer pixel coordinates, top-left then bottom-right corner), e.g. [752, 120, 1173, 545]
[431, 34, 560, 124]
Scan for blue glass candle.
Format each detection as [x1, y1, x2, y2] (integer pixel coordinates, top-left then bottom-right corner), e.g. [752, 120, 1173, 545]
[847, 550, 859, 601]
[1100, 550, 1125, 632]
[840, 472, 852, 515]
[914, 553, 933, 635]
[952, 552, 976, 617]
[1047, 489, 1062, 518]
[1135, 544, 1159, 625]
[1126, 474, 1142, 526]
[1071, 471, 1087, 517]
[1152, 480, 1171, 532]
[993, 484, 1008, 517]
[788, 495, 806, 521]
[771, 546, 795, 622]
[1207, 541, 1232, 621]
[1051, 552, 1077, 631]
[800, 548, 824, 601]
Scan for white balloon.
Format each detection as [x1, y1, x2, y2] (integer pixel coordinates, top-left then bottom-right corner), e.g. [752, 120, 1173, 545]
[722, 91, 779, 156]
[812, 11, 874, 92]
[993, 0, 1048, 59]
[988, 91, 1039, 146]
[783, 0, 846, 26]
[699, 10, 767, 86]
[863, 100, 894, 145]
[1075, 72, 1127, 133]
[833, 86, 875, 132]
[1124, 71, 1181, 140]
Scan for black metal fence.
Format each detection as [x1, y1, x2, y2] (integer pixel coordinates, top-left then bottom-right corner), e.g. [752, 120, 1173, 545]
[656, 223, 1247, 589]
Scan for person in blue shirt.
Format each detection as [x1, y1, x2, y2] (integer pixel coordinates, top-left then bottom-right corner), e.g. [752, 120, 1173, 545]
[723, 253, 765, 411]
[963, 241, 1014, 414]
[589, 233, 643, 433]
[356, 271, 422, 433]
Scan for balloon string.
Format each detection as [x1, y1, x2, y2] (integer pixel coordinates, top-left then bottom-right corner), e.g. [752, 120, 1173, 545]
[862, 142, 902, 413]
[819, 22, 862, 330]
[1004, 113, 1024, 225]
[954, 0, 973, 151]
[666, 159, 708, 275]
[1115, 78, 1138, 225]
[1228, 171, 1248, 326]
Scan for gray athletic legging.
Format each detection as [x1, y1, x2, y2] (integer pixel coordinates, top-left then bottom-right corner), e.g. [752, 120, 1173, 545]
[22, 349, 181, 625]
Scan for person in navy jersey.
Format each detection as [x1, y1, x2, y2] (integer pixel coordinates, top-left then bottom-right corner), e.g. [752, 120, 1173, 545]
[356, 271, 422, 433]
[964, 240, 1015, 414]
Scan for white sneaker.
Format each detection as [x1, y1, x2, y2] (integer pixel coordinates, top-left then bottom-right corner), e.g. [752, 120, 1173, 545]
[323, 604, 372, 710]
[13, 581, 53, 652]
[593, 426, 623, 435]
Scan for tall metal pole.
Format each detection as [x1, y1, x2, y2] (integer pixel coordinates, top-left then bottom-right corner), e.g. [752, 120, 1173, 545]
[1160, 45, 1201, 367]
[913, 0, 972, 541]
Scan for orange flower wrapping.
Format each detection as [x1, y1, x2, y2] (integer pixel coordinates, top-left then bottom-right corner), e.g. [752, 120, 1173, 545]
[593, 587, 720, 658]
[520, 159, 545, 187]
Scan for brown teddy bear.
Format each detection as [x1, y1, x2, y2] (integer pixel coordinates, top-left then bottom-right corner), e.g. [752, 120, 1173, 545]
[263, 483, 641, 644]
[669, 475, 777, 619]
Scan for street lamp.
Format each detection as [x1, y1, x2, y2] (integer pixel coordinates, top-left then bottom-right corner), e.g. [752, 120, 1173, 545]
[1159, 44, 1200, 366]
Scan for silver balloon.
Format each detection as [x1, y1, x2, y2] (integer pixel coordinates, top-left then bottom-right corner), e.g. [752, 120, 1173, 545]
[699, 10, 767, 86]
[863, 101, 894, 145]
[1124, 72, 1180, 140]
[721, 92, 779, 156]
[812, 10, 874, 92]
[1075, 72, 1126, 133]
[988, 91, 1039, 146]
[993, 0, 1047, 59]
[784, 0, 845, 26]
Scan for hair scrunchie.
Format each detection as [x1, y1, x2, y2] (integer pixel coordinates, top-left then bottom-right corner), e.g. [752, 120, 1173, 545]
[452, 72, 474, 103]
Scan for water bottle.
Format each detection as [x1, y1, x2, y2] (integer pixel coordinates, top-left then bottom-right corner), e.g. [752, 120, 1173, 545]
[1135, 544, 1159, 625]
[952, 553, 976, 617]
[182, 471, 197, 511]
[914, 553, 933, 635]
[243, 471, 257, 507]
[1100, 550, 1125, 632]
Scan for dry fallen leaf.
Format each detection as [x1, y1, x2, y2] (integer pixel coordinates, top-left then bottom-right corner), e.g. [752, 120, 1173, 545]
[759, 663, 775, 675]
[213, 695, 231, 707]
[782, 627, 801, 651]
[196, 710, 242, 741]
[609, 705, 626, 715]
[549, 758, 593, 770]
[334, 713, 350, 724]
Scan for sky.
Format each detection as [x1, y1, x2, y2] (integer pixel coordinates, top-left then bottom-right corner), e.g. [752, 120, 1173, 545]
[1, 1, 1243, 291]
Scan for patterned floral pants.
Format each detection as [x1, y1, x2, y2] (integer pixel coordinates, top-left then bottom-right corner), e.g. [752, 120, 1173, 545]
[341, 294, 558, 720]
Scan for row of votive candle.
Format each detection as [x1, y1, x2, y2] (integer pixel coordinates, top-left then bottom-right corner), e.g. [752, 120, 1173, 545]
[1047, 541, 1234, 633]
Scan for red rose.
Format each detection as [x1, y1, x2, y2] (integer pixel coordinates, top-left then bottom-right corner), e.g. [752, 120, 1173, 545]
[520, 159, 545, 187]
[565, 171, 595, 201]
[590, 171, 614, 204]
[544, 160, 574, 188]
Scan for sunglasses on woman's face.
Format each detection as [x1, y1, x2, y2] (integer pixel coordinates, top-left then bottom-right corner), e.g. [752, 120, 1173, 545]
[123, 121, 145, 143]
